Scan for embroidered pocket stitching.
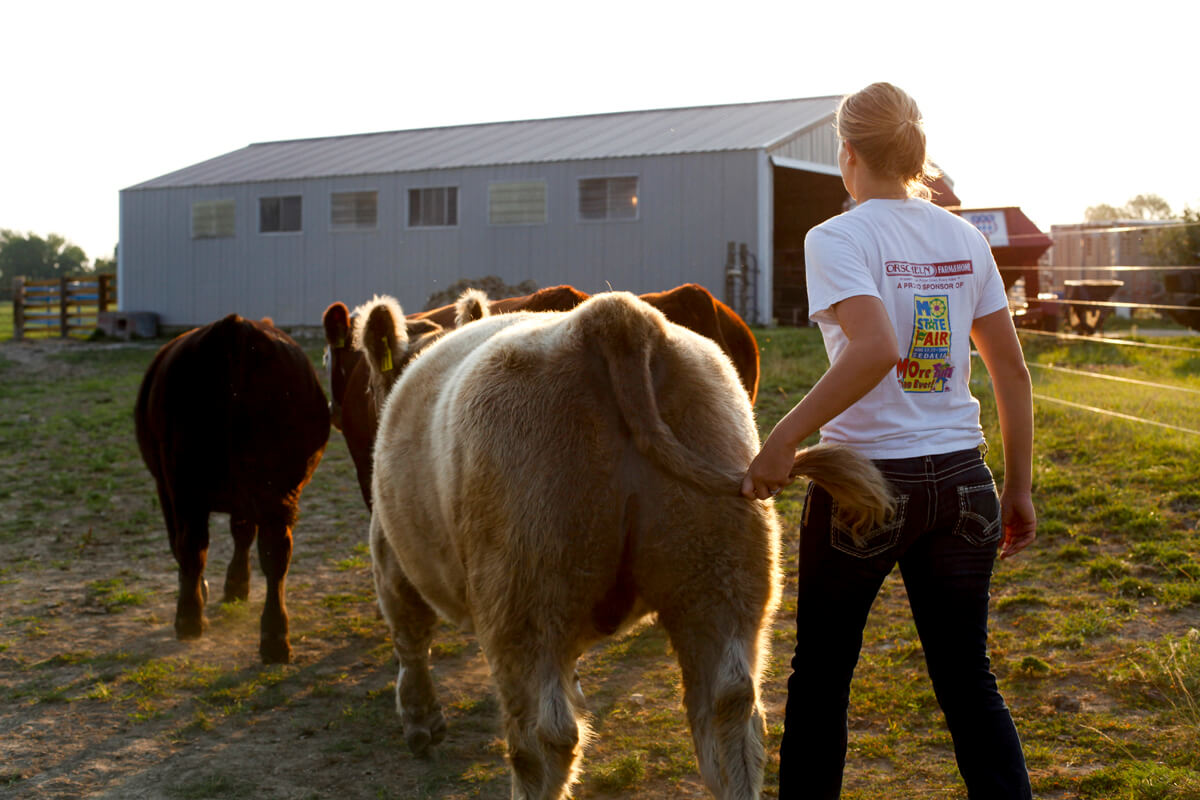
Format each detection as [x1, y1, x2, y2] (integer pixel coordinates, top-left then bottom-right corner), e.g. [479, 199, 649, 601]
[954, 482, 1001, 545]
[830, 495, 909, 559]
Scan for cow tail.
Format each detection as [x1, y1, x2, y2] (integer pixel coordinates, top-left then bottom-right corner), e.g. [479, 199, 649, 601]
[588, 295, 745, 496]
[790, 443, 894, 537]
[453, 288, 490, 327]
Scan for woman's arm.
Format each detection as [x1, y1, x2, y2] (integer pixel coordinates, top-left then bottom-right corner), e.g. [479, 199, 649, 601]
[741, 294, 898, 500]
[970, 307, 1037, 559]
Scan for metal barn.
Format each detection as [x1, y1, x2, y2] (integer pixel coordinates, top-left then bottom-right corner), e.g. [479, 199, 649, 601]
[118, 96, 852, 328]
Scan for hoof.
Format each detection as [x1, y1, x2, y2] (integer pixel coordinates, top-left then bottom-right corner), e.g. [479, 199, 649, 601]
[404, 707, 447, 756]
[222, 584, 249, 604]
[406, 726, 432, 756]
[175, 614, 207, 641]
[260, 636, 292, 664]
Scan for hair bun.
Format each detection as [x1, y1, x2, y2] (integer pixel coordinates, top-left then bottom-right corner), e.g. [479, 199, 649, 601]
[837, 83, 936, 200]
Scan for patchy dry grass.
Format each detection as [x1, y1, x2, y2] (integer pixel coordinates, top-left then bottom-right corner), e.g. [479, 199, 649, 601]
[0, 325, 1198, 799]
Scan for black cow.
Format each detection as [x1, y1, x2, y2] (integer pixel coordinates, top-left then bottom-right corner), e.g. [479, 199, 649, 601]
[135, 314, 330, 663]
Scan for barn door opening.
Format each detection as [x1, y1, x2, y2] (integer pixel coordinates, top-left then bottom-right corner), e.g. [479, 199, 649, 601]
[771, 159, 849, 326]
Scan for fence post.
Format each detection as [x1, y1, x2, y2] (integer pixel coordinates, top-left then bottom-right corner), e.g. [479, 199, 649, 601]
[98, 274, 111, 312]
[59, 276, 69, 337]
[725, 241, 740, 317]
[13, 277, 24, 340]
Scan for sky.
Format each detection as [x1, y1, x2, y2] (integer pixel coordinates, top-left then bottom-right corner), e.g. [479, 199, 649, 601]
[2, 0, 1197, 263]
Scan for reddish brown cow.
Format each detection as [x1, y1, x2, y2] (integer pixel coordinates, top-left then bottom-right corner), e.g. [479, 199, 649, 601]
[638, 284, 760, 403]
[408, 284, 759, 401]
[410, 284, 590, 328]
[135, 314, 330, 664]
[322, 306, 445, 507]
[322, 284, 758, 508]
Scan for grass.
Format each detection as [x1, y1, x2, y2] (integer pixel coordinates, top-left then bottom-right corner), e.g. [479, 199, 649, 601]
[0, 323, 1197, 798]
[85, 576, 151, 612]
[747, 321, 1200, 797]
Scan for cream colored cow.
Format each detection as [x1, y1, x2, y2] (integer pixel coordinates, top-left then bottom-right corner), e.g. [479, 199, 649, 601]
[358, 292, 891, 799]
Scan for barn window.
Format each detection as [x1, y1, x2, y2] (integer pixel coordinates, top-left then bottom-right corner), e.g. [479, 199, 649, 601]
[579, 177, 639, 221]
[488, 181, 547, 225]
[331, 191, 378, 230]
[259, 195, 302, 233]
[191, 199, 235, 239]
[408, 187, 458, 227]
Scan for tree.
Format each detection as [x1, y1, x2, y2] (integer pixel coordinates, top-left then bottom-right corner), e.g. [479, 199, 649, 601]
[1085, 194, 1174, 222]
[1125, 193, 1174, 221]
[92, 244, 118, 275]
[0, 230, 89, 286]
[1084, 203, 1125, 222]
[1146, 207, 1200, 267]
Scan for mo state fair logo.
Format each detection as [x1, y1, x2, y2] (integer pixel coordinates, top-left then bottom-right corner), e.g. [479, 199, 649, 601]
[897, 294, 954, 393]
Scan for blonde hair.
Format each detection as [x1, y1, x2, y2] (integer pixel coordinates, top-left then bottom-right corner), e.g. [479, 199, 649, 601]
[836, 82, 941, 201]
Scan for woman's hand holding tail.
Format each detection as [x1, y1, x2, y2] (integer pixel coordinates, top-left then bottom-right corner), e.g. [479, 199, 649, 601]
[741, 435, 797, 501]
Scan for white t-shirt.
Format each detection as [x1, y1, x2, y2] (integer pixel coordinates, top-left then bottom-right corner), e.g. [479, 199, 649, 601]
[804, 198, 1009, 459]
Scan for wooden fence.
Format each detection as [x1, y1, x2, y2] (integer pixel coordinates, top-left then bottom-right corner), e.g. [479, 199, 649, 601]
[12, 275, 117, 339]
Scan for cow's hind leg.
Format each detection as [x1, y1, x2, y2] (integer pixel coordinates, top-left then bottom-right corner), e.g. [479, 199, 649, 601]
[256, 519, 293, 664]
[172, 503, 211, 641]
[487, 646, 587, 800]
[658, 605, 768, 800]
[371, 518, 444, 755]
[644, 502, 776, 800]
[223, 518, 256, 603]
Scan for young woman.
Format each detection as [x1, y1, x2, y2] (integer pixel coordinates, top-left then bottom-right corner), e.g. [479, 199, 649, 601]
[742, 82, 1036, 798]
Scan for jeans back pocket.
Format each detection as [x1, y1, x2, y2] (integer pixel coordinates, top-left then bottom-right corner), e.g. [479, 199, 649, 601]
[954, 481, 1002, 546]
[831, 495, 909, 559]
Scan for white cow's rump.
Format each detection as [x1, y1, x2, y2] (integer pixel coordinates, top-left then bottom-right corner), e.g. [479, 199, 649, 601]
[362, 291, 891, 799]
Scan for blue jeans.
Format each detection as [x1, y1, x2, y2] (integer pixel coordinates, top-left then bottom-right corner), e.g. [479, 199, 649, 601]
[777, 448, 1031, 799]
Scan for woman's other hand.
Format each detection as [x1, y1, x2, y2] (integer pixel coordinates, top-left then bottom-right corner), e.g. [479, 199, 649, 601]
[999, 488, 1036, 559]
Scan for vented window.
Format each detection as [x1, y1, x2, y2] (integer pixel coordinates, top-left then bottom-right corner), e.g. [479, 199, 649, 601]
[488, 181, 547, 225]
[408, 187, 458, 227]
[579, 177, 639, 221]
[331, 191, 378, 230]
[259, 195, 302, 233]
[191, 199, 235, 239]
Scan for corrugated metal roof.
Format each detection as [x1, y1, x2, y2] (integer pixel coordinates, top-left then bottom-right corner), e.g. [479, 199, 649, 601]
[128, 96, 839, 190]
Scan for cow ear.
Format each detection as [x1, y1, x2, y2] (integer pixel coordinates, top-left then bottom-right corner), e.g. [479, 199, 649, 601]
[405, 318, 442, 338]
[362, 302, 409, 379]
[454, 288, 490, 327]
[323, 302, 351, 349]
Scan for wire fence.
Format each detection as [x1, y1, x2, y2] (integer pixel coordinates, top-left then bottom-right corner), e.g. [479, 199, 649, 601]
[1015, 335, 1199, 434]
[1029, 393, 1200, 437]
[1005, 214, 1199, 434]
[1009, 251, 1199, 435]
[1015, 328, 1200, 354]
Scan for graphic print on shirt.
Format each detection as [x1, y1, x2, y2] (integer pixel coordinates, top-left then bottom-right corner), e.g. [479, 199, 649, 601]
[897, 294, 953, 393]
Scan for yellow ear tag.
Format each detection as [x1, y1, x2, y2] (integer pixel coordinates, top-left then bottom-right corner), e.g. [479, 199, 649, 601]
[380, 338, 394, 372]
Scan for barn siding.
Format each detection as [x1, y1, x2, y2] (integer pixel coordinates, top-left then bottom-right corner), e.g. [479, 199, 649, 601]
[120, 151, 763, 327]
[769, 123, 839, 166]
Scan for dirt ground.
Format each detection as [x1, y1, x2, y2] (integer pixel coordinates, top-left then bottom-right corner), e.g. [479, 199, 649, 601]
[0, 339, 727, 800]
[9, 335, 1197, 799]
